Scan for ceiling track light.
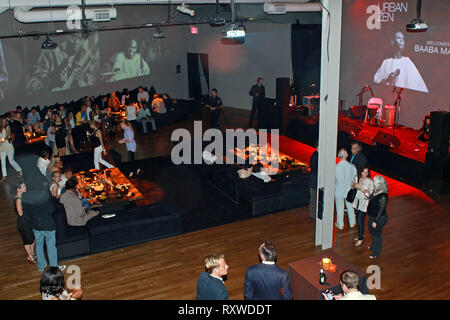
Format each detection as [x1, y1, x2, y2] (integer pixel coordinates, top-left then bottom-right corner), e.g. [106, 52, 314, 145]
[41, 34, 57, 49]
[153, 25, 166, 39]
[210, 0, 225, 26]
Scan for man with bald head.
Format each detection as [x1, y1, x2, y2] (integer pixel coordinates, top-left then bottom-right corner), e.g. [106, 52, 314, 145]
[335, 148, 357, 230]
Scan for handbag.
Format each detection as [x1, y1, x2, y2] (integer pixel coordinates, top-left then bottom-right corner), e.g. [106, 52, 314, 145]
[346, 188, 357, 203]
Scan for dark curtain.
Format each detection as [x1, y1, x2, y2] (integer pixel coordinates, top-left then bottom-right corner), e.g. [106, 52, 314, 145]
[291, 24, 321, 100]
[187, 52, 202, 98]
[199, 53, 210, 93]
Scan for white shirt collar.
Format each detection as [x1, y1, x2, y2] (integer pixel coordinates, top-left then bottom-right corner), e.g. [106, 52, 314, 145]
[262, 261, 275, 265]
[209, 274, 224, 282]
[344, 291, 363, 297]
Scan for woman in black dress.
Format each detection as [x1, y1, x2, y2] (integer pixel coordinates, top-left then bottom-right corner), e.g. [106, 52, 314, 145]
[53, 114, 67, 157]
[367, 175, 389, 259]
[14, 180, 36, 264]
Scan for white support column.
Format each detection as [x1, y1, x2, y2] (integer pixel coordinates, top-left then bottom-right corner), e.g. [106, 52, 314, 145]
[315, 0, 342, 250]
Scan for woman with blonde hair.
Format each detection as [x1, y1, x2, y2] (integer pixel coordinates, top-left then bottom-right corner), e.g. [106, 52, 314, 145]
[367, 175, 389, 259]
[0, 117, 22, 182]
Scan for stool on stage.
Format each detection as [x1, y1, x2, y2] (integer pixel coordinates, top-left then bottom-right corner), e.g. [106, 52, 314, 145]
[383, 105, 395, 127]
[364, 97, 383, 125]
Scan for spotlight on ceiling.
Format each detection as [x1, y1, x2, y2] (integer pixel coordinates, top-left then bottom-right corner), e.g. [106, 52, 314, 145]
[210, 16, 226, 26]
[41, 34, 57, 49]
[81, 29, 89, 39]
[210, 0, 225, 26]
[153, 25, 166, 39]
[406, 0, 427, 33]
[177, 3, 195, 16]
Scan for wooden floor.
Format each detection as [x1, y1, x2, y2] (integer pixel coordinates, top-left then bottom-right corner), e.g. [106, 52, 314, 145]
[0, 107, 449, 300]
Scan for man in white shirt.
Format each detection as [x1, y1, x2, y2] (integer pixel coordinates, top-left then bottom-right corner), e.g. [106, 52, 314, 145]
[37, 148, 59, 179]
[109, 39, 150, 82]
[137, 87, 149, 104]
[136, 102, 156, 134]
[322, 270, 376, 300]
[335, 149, 357, 230]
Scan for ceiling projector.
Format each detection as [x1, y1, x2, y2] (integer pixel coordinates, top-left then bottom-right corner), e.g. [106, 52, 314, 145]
[223, 25, 245, 39]
[406, 18, 428, 32]
[41, 36, 57, 49]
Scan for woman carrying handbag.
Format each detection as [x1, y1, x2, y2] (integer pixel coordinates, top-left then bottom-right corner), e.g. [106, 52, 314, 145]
[351, 166, 374, 247]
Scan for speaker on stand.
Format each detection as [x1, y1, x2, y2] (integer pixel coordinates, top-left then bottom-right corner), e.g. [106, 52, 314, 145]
[276, 77, 291, 134]
[424, 111, 450, 195]
[427, 111, 450, 157]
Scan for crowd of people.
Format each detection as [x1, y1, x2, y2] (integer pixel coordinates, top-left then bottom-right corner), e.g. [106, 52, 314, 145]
[3, 87, 169, 273]
[309, 141, 389, 260]
[1, 83, 389, 301]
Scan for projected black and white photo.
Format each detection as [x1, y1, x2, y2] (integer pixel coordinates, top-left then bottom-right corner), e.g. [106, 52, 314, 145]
[25, 32, 99, 94]
[0, 40, 7, 100]
[373, 31, 428, 93]
[102, 38, 150, 82]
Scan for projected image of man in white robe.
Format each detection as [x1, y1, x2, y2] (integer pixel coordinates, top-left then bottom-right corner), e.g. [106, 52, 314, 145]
[373, 31, 428, 93]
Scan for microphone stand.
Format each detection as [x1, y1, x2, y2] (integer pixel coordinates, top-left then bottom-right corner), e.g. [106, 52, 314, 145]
[355, 85, 373, 122]
[392, 87, 404, 140]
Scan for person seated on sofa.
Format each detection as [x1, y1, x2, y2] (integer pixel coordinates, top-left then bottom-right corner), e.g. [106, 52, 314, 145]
[162, 93, 176, 111]
[151, 94, 166, 114]
[37, 148, 60, 180]
[60, 171, 92, 212]
[50, 171, 62, 200]
[136, 102, 156, 134]
[59, 177, 98, 226]
[58, 165, 73, 189]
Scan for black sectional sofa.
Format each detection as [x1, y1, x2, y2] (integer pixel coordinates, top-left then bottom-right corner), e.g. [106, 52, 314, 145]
[205, 163, 310, 216]
[53, 201, 183, 260]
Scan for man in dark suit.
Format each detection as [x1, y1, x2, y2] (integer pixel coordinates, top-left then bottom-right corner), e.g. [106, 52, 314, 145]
[205, 88, 224, 129]
[196, 254, 229, 300]
[350, 141, 367, 171]
[244, 241, 293, 300]
[248, 77, 265, 128]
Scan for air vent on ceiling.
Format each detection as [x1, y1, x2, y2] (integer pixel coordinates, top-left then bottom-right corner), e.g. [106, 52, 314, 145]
[94, 10, 111, 22]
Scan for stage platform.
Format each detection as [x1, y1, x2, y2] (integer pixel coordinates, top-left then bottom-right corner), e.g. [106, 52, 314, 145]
[286, 113, 450, 195]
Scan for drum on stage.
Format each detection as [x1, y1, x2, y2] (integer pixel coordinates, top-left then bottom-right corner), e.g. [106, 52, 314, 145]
[383, 105, 395, 127]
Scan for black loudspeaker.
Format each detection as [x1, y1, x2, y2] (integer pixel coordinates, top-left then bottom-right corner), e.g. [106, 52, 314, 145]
[350, 105, 366, 119]
[424, 153, 450, 195]
[427, 111, 450, 157]
[276, 77, 291, 133]
[373, 131, 401, 148]
[339, 118, 362, 136]
[259, 98, 277, 130]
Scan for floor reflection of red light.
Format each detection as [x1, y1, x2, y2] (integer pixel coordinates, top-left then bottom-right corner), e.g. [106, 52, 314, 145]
[131, 180, 165, 206]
